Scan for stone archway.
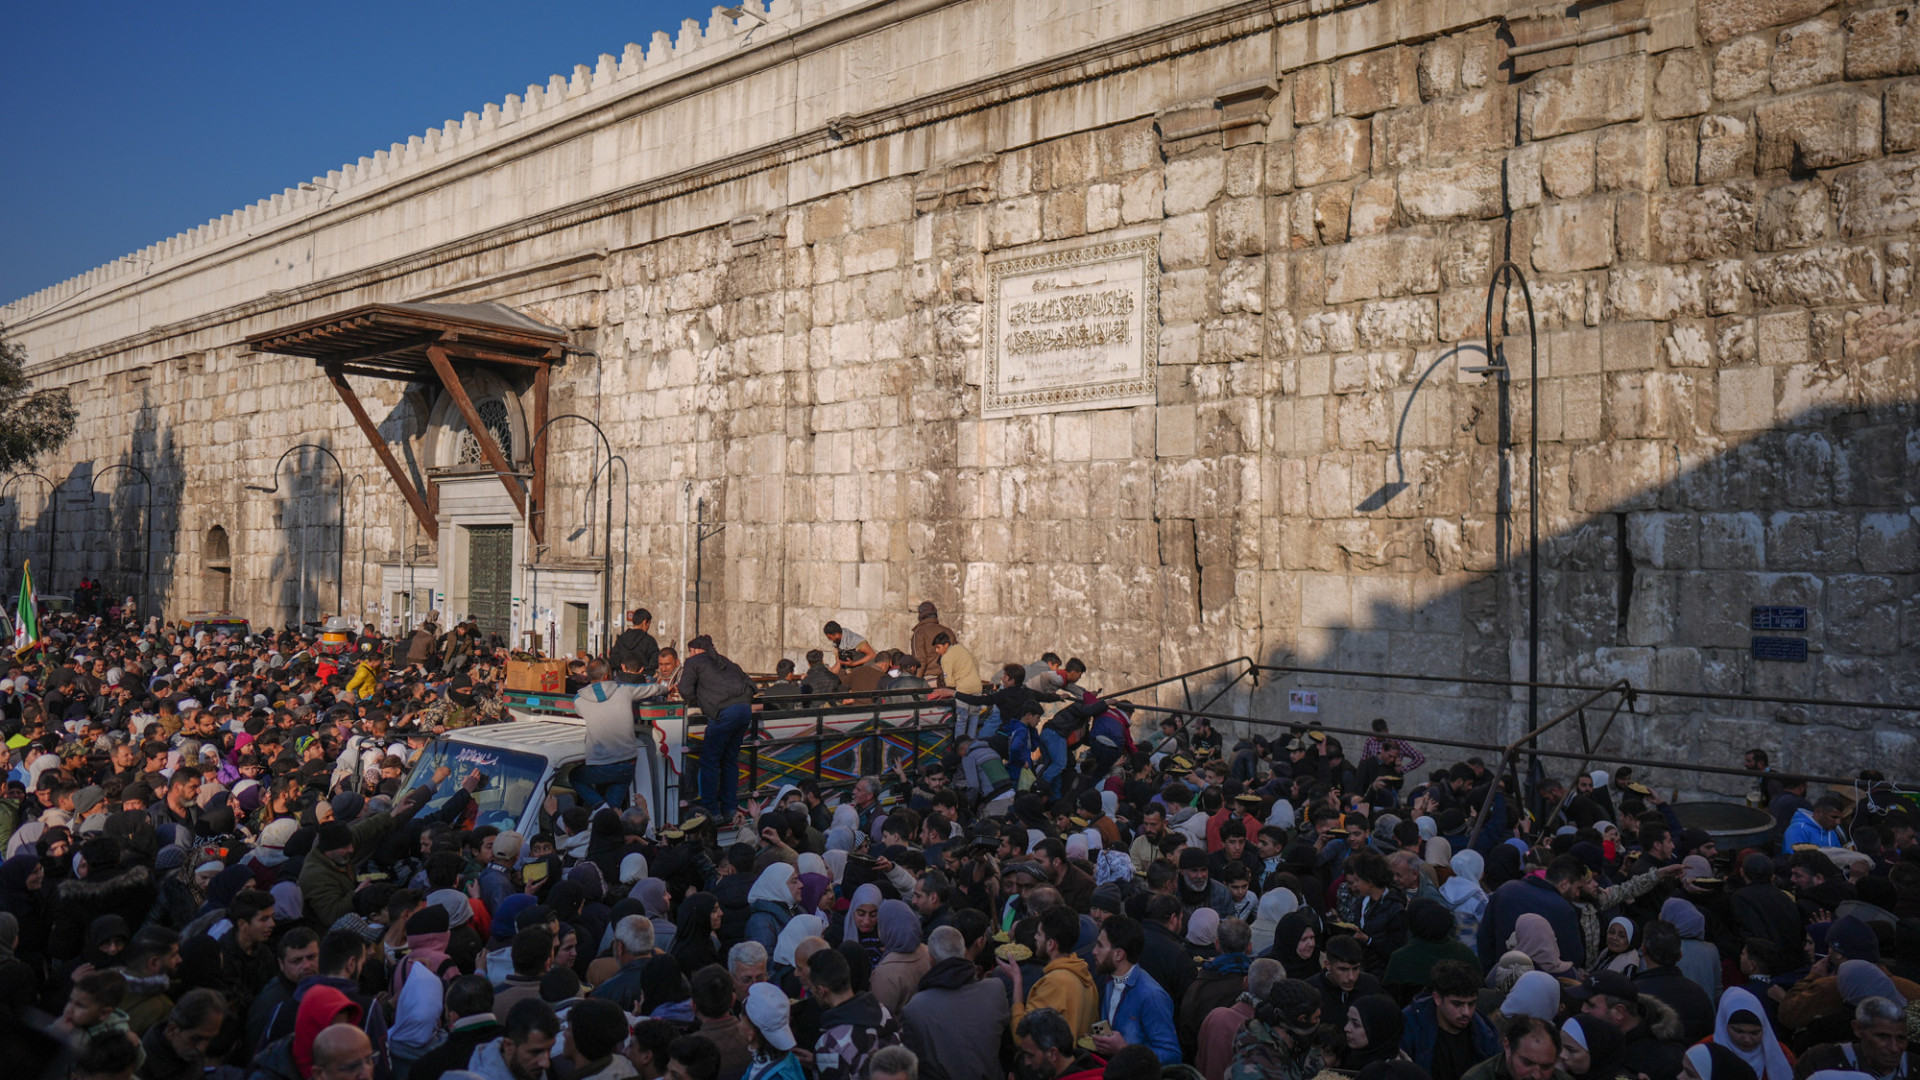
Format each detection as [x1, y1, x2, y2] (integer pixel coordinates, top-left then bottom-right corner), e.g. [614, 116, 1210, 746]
[204, 525, 232, 612]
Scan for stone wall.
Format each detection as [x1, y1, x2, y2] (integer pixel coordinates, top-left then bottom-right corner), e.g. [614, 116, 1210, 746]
[4, 0, 1917, 791]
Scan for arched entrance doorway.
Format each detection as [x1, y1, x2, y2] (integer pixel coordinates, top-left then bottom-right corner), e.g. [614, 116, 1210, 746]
[204, 526, 232, 611]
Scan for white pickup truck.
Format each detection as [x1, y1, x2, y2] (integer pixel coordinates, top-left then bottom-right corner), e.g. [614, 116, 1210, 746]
[399, 691, 953, 836]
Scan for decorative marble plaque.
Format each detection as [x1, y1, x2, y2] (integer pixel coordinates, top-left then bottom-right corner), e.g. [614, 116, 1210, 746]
[984, 232, 1159, 417]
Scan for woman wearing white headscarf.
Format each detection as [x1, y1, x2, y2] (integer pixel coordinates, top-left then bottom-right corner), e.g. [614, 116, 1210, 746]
[744, 863, 800, 952]
[1249, 887, 1299, 956]
[1594, 916, 1641, 975]
[1441, 849, 1488, 949]
[1708, 987, 1794, 1080]
[830, 804, 859, 835]
[770, 912, 825, 991]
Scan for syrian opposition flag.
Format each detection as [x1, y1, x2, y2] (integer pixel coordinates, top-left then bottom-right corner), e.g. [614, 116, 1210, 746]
[13, 562, 39, 655]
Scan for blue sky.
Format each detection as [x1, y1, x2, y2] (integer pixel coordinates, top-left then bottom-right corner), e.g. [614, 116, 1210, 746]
[1, 1, 715, 307]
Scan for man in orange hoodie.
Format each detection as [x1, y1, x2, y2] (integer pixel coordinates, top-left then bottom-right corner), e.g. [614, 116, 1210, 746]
[997, 907, 1098, 1040]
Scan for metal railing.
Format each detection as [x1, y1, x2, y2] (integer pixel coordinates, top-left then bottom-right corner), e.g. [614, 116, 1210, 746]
[1107, 656, 1259, 715]
[508, 687, 953, 816]
[1105, 660, 1914, 794]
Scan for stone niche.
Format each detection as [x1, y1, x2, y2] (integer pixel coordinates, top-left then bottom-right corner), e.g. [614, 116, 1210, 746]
[983, 228, 1160, 418]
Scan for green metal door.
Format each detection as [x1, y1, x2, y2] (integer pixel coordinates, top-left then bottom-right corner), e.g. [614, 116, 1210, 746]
[466, 525, 513, 639]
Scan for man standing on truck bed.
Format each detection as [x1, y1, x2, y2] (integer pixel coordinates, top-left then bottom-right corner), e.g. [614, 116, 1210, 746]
[609, 609, 660, 682]
[574, 659, 671, 814]
[680, 634, 758, 823]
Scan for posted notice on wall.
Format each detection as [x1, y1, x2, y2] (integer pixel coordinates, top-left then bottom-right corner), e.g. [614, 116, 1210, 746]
[984, 229, 1159, 417]
[1288, 690, 1320, 714]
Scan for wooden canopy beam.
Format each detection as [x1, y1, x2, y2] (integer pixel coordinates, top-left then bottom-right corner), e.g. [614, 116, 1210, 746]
[325, 365, 438, 543]
[426, 343, 527, 520]
[531, 364, 550, 548]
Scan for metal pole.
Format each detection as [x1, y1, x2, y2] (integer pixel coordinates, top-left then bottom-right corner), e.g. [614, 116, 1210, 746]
[1484, 262, 1541, 737]
[680, 482, 691, 650]
[603, 450, 612, 657]
[86, 464, 153, 626]
[247, 444, 346, 625]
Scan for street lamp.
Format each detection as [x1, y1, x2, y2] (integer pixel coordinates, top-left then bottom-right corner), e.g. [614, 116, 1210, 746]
[588, 453, 633, 627]
[2, 472, 59, 594]
[85, 463, 153, 623]
[342, 473, 370, 619]
[1477, 261, 1542, 739]
[247, 443, 347, 625]
[531, 413, 614, 656]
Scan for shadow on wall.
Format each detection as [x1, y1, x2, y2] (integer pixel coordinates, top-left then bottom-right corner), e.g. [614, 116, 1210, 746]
[256, 440, 352, 630]
[34, 400, 186, 620]
[1173, 394, 1920, 797]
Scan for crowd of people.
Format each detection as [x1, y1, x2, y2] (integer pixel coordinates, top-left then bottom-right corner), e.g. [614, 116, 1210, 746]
[0, 598, 1914, 1080]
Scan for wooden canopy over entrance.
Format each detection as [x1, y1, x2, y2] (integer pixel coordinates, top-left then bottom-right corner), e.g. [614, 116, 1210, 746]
[246, 302, 567, 545]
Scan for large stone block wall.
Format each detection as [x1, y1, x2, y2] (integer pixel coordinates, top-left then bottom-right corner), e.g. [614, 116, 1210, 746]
[5, 0, 1917, 791]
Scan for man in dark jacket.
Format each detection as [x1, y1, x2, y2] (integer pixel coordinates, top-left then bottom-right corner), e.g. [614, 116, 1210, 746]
[1175, 917, 1254, 1061]
[260, 928, 392, 1069]
[179, 888, 279, 1024]
[800, 651, 846, 697]
[1630, 924, 1714, 1046]
[411, 976, 501, 1080]
[245, 929, 319, 1053]
[1568, 972, 1686, 1080]
[900, 926, 1009, 1080]
[1477, 855, 1587, 973]
[1138, 895, 1197, 1011]
[943, 664, 1052, 744]
[1345, 850, 1409, 975]
[809, 947, 902, 1080]
[139, 988, 228, 1080]
[680, 635, 757, 821]
[1401, 962, 1502, 1080]
[1730, 853, 1803, 955]
[608, 609, 660, 680]
[1309, 934, 1383, 1019]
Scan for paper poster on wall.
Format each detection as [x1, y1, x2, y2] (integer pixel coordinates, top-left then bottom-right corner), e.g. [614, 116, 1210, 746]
[1288, 690, 1320, 714]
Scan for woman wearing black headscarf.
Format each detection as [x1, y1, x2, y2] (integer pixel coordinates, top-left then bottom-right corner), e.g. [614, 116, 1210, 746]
[835, 938, 874, 994]
[1560, 1014, 1629, 1080]
[0, 854, 49, 966]
[545, 878, 599, 978]
[1262, 911, 1322, 980]
[671, 892, 725, 976]
[1341, 994, 1408, 1072]
[1482, 843, 1525, 891]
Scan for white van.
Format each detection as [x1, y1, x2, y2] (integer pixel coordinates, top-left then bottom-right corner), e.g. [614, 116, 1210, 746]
[400, 694, 952, 836]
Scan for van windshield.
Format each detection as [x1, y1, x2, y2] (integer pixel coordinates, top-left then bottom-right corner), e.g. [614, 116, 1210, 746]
[404, 741, 548, 829]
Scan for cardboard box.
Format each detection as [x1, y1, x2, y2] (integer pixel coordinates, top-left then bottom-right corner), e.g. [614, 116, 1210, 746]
[505, 659, 568, 694]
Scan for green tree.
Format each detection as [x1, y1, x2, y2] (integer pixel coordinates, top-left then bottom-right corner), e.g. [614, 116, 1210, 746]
[0, 322, 77, 471]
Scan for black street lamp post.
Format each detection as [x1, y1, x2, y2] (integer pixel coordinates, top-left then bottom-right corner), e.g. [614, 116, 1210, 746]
[86, 463, 153, 623]
[248, 443, 347, 624]
[531, 414, 614, 656]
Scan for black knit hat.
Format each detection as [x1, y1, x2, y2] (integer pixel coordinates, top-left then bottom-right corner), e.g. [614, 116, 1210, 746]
[317, 821, 353, 852]
[405, 906, 451, 936]
[1261, 977, 1324, 1032]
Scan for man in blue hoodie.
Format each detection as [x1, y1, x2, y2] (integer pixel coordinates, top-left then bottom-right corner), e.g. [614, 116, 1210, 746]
[1401, 961, 1500, 1080]
[1781, 794, 1847, 854]
[1090, 916, 1181, 1066]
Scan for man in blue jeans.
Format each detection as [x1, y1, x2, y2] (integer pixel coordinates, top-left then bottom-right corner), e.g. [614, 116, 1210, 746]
[678, 633, 759, 821]
[573, 659, 672, 813]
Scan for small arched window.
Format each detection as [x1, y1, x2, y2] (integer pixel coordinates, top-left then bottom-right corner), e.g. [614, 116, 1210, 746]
[457, 399, 515, 465]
